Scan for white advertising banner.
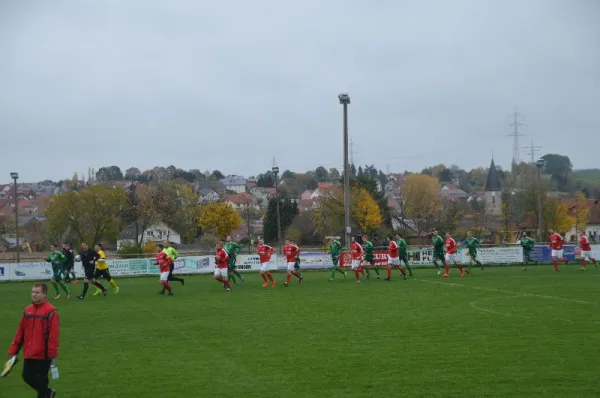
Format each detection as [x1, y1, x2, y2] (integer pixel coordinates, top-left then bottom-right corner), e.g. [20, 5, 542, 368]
[460, 247, 523, 264]
[10, 262, 54, 280]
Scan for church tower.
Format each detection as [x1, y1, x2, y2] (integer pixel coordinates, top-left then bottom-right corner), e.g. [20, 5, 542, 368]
[484, 158, 502, 216]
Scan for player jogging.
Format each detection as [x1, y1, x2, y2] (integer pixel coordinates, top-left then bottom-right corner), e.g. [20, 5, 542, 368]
[292, 240, 303, 281]
[224, 236, 244, 286]
[46, 245, 71, 299]
[385, 235, 407, 281]
[93, 244, 119, 295]
[156, 244, 174, 295]
[328, 237, 347, 281]
[578, 233, 598, 271]
[396, 233, 413, 276]
[257, 237, 276, 287]
[518, 232, 536, 270]
[431, 230, 446, 275]
[443, 232, 465, 277]
[214, 241, 232, 291]
[76, 242, 106, 300]
[464, 231, 484, 271]
[283, 239, 303, 287]
[160, 241, 184, 294]
[549, 229, 568, 272]
[362, 235, 380, 279]
[350, 237, 364, 283]
[61, 242, 77, 284]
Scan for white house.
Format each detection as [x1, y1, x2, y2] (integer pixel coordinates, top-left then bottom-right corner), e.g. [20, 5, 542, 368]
[220, 175, 247, 194]
[117, 222, 181, 249]
[197, 188, 220, 204]
[223, 193, 260, 210]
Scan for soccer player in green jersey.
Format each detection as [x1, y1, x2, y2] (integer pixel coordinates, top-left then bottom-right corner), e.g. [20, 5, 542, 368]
[46, 244, 71, 299]
[328, 237, 347, 281]
[396, 233, 413, 276]
[224, 236, 244, 285]
[431, 230, 446, 275]
[518, 232, 536, 270]
[464, 231, 484, 270]
[362, 235, 380, 279]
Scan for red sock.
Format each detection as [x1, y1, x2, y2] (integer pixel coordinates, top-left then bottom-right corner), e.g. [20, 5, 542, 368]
[161, 281, 172, 292]
[261, 273, 267, 282]
[561, 258, 568, 263]
[224, 280, 232, 289]
[354, 270, 360, 281]
[361, 269, 366, 276]
[286, 273, 291, 284]
[456, 263, 463, 272]
[445, 263, 450, 274]
[592, 258, 597, 264]
[399, 267, 406, 276]
[553, 260, 558, 270]
[293, 271, 301, 279]
[267, 273, 274, 282]
[582, 259, 587, 268]
[387, 268, 392, 278]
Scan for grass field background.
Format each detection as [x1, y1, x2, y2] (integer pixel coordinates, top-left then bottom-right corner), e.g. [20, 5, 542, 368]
[1, 266, 599, 397]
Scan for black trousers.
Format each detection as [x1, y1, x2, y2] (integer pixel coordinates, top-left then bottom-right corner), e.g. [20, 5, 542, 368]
[22, 359, 51, 397]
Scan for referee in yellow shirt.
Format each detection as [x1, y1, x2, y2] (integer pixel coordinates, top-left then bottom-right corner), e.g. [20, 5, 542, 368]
[93, 244, 120, 295]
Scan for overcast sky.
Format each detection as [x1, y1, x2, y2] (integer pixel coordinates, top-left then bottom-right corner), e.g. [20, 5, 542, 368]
[1, 0, 599, 183]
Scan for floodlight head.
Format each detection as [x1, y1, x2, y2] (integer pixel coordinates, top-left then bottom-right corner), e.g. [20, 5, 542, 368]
[10, 172, 18, 180]
[535, 160, 545, 169]
[271, 166, 279, 174]
[338, 93, 351, 105]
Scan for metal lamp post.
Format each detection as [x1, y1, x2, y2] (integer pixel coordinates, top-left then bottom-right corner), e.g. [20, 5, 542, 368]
[272, 166, 282, 250]
[338, 93, 351, 249]
[535, 160, 545, 241]
[10, 172, 19, 263]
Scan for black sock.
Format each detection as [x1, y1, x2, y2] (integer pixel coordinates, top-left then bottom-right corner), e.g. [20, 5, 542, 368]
[171, 276, 183, 283]
[82, 282, 89, 297]
[94, 281, 106, 291]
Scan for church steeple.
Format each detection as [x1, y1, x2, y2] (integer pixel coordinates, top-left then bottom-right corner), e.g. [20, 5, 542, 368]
[485, 158, 502, 192]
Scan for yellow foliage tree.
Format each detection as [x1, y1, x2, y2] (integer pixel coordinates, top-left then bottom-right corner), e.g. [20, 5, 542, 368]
[573, 191, 589, 235]
[401, 174, 442, 237]
[352, 186, 382, 234]
[543, 197, 575, 234]
[198, 201, 242, 239]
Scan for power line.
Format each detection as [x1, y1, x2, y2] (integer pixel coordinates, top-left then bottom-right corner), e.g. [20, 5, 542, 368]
[522, 141, 542, 165]
[506, 108, 526, 164]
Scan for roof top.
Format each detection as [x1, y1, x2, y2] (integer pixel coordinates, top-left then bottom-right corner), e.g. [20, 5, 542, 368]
[484, 158, 502, 192]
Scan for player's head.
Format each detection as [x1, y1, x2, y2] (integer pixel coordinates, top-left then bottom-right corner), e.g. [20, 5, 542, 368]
[157, 244, 164, 252]
[49, 244, 57, 252]
[62, 242, 70, 249]
[216, 240, 223, 249]
[94, 243, 102, 251]
[548, 229, 554, 235]
[165, 240, 171, 247]
[433, 230, 438, 236]
[467, 231, 472, 237]
[258, 237, 264, 244]
[351, 236, 356, 243]
[226, 236, 232, 242]
[31, 283, 48, 303]
[363, 235, 369, 241]
[81, 242, 88, 250]
[285, 238, 290, 244]
[396, 233, 402, 239]
[445, 232, 451, 238]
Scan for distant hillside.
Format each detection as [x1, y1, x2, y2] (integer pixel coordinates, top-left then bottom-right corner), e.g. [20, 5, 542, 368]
[572, 169, 600, 183]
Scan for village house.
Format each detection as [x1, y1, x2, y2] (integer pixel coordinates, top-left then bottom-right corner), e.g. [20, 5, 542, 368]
[117, 222, 181, 249]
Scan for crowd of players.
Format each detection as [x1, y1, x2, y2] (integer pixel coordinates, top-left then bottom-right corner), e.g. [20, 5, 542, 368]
[43, 229, 598, 297]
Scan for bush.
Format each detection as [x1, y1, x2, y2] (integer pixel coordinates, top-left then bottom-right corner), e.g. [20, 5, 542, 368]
[117, 241, 143, 257]
[143, 240, 157, 254]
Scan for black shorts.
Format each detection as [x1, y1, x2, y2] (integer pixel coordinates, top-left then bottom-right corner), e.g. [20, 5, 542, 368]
[84, 265, 95, 280]
[93, 269, 112, 280]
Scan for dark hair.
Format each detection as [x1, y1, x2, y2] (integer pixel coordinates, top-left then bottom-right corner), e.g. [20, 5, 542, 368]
[95, 243, 102, 249]
[157, 244, 164, 249]
[33, 283, 48, 294]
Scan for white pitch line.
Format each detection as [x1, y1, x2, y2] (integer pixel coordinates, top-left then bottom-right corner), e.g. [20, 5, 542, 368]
[415, 278, 598, 305]
[469, 295, 531, 319]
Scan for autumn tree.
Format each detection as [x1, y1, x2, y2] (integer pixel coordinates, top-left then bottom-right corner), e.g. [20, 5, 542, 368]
[543, 197, 574, 235]
[96, 166, 124, 181]
[572, 191, 589, 236]
[124, 167, 142, 181]
[401, 174, 442, 239]
[46, 185, 127, 245]
[352, 186, 383, 234]
[198, 201, 242, 238]
[119, 184, 163, 249]
[435, 200, 462, 234]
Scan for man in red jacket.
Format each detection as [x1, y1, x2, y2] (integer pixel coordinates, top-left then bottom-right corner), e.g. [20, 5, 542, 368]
[8, 283, 59, 397]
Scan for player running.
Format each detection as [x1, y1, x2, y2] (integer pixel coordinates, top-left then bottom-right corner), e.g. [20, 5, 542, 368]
[578, 233, 598, 271]
[385, 235, 407, 280]
[62, 242, 77, 284]
[93, 244, 119, 295]
[164, 240, 185, 287]
[396, 233, 413, 277]
[46, 245, 71, 299]
[76, 242, 106, 300]
[292, 240, 303, 281]
[350, 236, 364, 283]
[283, 239, 303, 287]
[362, 235, 380, 279]
[549, 229, 568, 272]
[156, 244, 174, 295]
[443, 232, 465, 277]
[464, 231, 484, 271]
[431, 230, 446, 275]
[257, 237, 276, 287]
[328, 237, 347, 281]
[224, 236, 244, 286]
[518, 232, 536, 270]
[214, 241, 232, 291]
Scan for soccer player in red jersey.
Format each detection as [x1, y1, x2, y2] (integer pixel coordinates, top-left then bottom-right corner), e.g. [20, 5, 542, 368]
[156, 244, 174, 296]
[350, 237, 364, 283]
[443, 232, 465, 277]
[578, 233, 597, 271]
[257, 237, 276, 287]
[385, 235, 406, 281]
[283, 239, 303, 287]
[548, 229, 568, 272]
[215, 241, 232, 291]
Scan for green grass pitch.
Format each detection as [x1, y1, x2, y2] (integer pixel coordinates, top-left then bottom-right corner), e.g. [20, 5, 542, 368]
[1, 266, 599, 397]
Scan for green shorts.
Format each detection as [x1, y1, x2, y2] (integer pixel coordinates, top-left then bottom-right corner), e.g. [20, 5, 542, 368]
[433, 250, 445, 261]
[365, 256, 375, 266]
[399, 254, 408, 263]
[469, 250, 477, 260]
[331, 255, 339, 266]
[51, 267, 64, 281]
[227, 256, 237, 270]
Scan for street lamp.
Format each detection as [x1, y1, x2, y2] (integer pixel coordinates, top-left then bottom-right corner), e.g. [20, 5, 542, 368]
[338, 93, 351, 249]
[535, 159, 546, 241]
[271, 165, 282, 250]
[10, 172, 19, 263]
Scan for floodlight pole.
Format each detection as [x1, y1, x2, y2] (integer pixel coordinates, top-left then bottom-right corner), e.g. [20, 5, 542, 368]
[338, 93, 351, 249]
[10, 172, 19, 263]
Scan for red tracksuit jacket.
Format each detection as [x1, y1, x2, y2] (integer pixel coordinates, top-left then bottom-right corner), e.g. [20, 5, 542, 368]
[8, 300, 59, 360]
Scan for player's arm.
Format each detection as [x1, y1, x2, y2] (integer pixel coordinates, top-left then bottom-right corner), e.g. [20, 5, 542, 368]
[47, 310, 59, 360]
[8, 313, 25, 356]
